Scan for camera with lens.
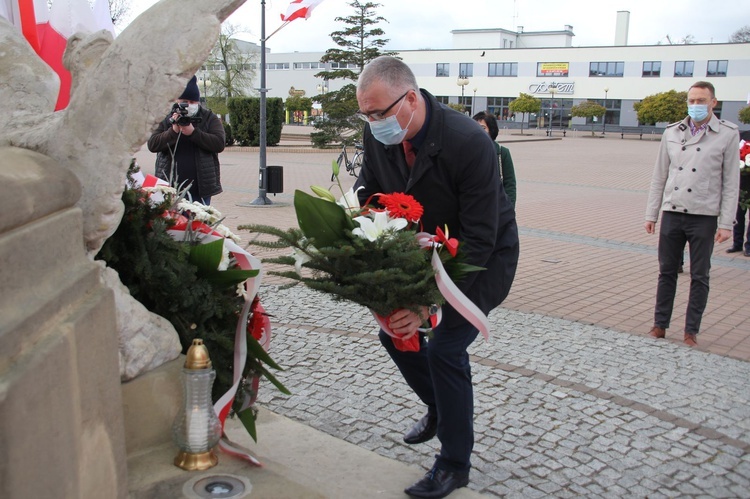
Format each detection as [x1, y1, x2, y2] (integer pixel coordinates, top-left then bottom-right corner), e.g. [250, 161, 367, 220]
[169, 102, 202, 126]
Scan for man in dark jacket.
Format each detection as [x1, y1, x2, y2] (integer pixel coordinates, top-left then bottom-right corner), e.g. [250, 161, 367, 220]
[354, 56, 519, 498]
[148, 75, 225, 205]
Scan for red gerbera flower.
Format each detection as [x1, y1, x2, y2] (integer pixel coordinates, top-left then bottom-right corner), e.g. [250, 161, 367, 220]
[379, 192, 424, 222]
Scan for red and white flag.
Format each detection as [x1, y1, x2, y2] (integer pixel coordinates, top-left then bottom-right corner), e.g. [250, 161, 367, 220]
[280, 0, 325, 22]
[0, 0, 48, 53]
[1, 0, 114, 110]
[38, 0, 98, 109]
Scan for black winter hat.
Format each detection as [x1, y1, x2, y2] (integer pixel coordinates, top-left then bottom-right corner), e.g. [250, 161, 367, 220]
[178, 75, 200, 101]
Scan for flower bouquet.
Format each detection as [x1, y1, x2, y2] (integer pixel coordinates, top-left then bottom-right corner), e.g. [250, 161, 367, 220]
[240, 161, 488, 352]
[96, 162, 289, 464]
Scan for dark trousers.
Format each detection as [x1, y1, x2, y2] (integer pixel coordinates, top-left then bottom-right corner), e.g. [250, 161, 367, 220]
[731, 203, 750, 251]
[654, 211, 717, 334]
[379, 309, 478, 472]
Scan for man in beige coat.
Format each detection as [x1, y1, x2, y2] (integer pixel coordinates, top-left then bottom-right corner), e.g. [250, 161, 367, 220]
[644, 81, 740, 346]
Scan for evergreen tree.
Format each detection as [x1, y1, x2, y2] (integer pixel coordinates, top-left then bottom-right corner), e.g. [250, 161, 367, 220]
[311, 1, 396, 148]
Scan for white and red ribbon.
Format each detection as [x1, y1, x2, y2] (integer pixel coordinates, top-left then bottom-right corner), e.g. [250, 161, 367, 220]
[167, 229, 266, 467]
[415, 232, 490, 341]
[132, 172, 268, 466]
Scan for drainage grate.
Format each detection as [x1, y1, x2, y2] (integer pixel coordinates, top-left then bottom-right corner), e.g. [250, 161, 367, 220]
[183, 474, 251, 498]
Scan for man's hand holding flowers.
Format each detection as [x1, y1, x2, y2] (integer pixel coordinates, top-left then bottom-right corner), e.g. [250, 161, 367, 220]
[241, 164, 487, 353]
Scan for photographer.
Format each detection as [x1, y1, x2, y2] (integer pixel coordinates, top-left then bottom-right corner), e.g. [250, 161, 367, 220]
[148, 75, 225, 205]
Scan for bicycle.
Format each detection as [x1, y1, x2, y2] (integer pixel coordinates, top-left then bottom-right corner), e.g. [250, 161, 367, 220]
[332, 143, 364, 181]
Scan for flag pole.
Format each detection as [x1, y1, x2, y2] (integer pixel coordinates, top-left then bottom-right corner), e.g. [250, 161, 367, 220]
[246, 1, 314, 206]
[250, 0, 271, 205]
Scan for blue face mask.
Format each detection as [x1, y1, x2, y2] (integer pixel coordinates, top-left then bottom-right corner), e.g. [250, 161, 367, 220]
[688, 104, 709, 122]
[369, 98, 414, 145]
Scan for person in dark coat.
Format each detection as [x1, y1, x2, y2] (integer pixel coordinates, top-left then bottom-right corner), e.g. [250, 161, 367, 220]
[473, 111, 517, 207]
[148, 75, 225, 205]
[354, 56, 519, 499]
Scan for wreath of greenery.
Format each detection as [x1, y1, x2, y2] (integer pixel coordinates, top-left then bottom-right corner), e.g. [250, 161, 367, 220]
[96, 162, 288, 440]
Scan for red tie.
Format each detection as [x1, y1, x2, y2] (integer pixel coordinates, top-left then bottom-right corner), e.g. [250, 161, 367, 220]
[402, 141, 416, 168]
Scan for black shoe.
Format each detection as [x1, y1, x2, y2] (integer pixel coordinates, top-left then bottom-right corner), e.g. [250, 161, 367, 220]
[403, 413, 438, 444]
[726, 247, 743, 254]
[404, 467, 469, 499]
[677, 264, 684, 274]
[745, 249, 750, 257]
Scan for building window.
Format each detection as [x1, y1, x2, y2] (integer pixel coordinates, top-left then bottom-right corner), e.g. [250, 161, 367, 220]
[266, 62, 290, 70]
[544, 98, 572, 128]
[707, 60, 728, 77]
[713, 101, 723, 119]
[487, 97, 515, 121]
[488, 62, 518, 77]
[293, 62, 325, 70]
[329, 62, 358, 69]
[594, 99, 622, 126]
[435, 96, 450, 105]
[589, 61, 624, 77]
[674, 61, 694, 77]
[436, 63, 450, 77]
[459, 63, 473, 77]
[642, 61, 661, 77]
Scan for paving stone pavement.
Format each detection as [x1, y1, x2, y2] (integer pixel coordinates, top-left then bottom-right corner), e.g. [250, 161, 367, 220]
[253, 285, 750, 498]
[135, 129, 750, 497]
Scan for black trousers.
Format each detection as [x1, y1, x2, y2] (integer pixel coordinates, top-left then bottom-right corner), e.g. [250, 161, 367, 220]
[379, 307, 479, 472]
[654, 211, 717, 334]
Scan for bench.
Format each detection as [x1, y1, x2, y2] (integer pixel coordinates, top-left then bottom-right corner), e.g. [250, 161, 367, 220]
[621, 127, 644, 139]
[545, 128, 566, 137]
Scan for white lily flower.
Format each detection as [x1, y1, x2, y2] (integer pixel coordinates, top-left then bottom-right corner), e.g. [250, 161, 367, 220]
[291, 246, 314, 275]
[337, 186, 364, 213]
[352, 211, 408, 241]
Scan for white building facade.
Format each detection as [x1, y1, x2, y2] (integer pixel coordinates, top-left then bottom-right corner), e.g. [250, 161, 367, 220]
[248, 18, 750, 129]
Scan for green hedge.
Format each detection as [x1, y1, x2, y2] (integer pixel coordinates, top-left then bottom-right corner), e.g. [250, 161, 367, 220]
[227, 97, 284, 147]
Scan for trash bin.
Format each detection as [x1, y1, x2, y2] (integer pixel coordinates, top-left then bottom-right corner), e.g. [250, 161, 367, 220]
[266, 165, 283, 194]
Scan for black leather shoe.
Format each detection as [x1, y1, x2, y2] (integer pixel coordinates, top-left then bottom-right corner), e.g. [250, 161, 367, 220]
[404, 467, 469, 498]
[403, 413, 437, 444]
[726, 247, 743, 254]
[744, 249, 750, 257]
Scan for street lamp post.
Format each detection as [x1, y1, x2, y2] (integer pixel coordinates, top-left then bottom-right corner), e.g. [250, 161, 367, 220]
[457, 75, 469, 114]
[602, 87, 609, 135]
[250, 0, 271, 205]
[548, 83, 557, 135]
[316, 82, 328, 123]
[200, 72, 211, 104]
[472, 87, 477, 116]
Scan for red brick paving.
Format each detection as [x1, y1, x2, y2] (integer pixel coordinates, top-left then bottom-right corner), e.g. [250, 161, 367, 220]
[134, 129, 750, 360]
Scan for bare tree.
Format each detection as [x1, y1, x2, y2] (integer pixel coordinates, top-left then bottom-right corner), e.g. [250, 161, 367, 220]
[729, 25, 750, 43]
[658, 34, 696, 45]
[108, 0, 131, 28]
[204, 23, 258, 102]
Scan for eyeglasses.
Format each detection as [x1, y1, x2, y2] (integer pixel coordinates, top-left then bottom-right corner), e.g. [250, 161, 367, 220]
[356, 90, 410, 122]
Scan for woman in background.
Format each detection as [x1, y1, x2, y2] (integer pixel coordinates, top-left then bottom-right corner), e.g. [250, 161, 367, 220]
[473, 111, 517, 207]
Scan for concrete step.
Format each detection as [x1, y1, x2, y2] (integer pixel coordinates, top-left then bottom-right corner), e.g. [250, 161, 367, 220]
[123, 358, 483, 498]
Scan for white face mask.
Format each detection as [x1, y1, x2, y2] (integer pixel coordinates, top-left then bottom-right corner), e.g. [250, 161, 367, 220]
[187, 103, 200, 116]
[369, 98, 414, 145]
